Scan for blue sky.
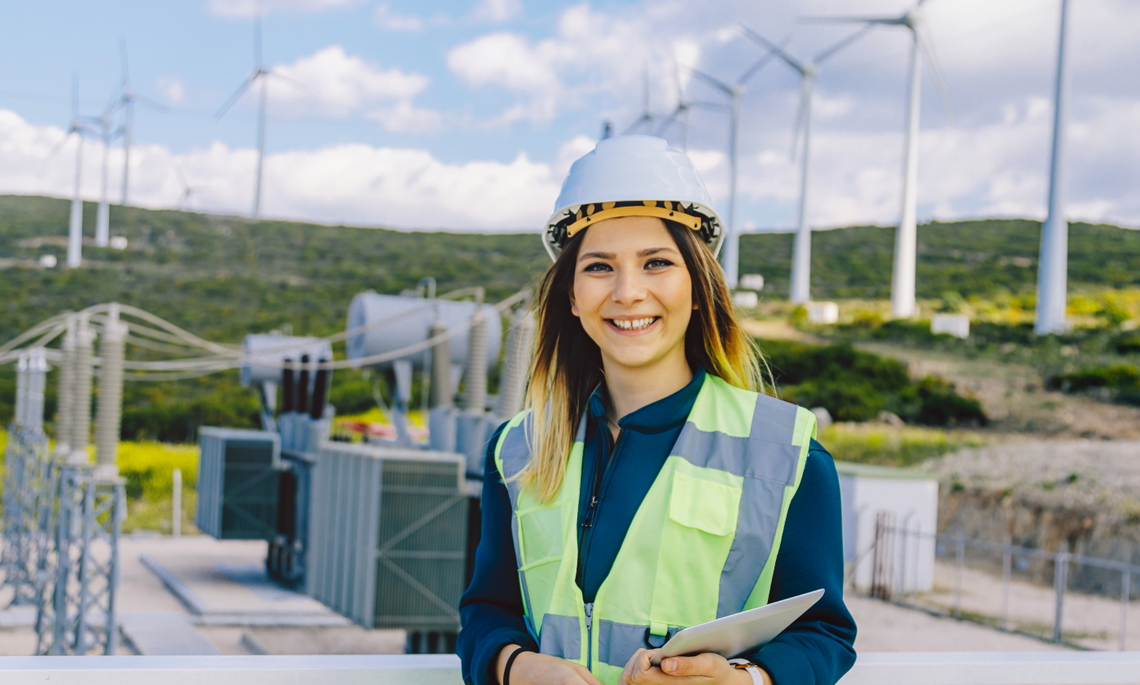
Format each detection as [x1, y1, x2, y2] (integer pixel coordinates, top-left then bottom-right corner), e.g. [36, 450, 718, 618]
[1, 0, 1138, 232]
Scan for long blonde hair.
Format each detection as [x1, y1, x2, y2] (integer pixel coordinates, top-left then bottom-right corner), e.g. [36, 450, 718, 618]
[518, 219, 770, 502]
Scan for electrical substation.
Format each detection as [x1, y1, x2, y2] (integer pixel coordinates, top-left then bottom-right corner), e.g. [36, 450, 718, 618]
[0, 284, 535, 655]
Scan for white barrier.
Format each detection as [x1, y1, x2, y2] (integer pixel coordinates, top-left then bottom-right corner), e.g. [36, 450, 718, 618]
[1, 653, 1140, 685]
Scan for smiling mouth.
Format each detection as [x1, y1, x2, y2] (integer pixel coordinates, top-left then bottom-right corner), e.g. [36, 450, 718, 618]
[607, 317, 660, 331]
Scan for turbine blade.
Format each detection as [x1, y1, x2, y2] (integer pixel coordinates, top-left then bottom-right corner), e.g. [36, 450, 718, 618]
[254, 15, 262, 67]
[134, 94, 170, 111]
[799, 15, 903, 25]
[622, 113, 652, 136]
[71, 74, 79, 121]
[684, 66, 733, 96]
[267, 69, 307, 91]
[917, 24, 956, 121]
[738, 38, 789, 85]
[655, 106, 683, 137]
[815, 23, 876, 64]
[216, 73, 259, 118]
[689, 101, 730, 111]
[47, 131, 74, 161]
[740, 25, 804, 74]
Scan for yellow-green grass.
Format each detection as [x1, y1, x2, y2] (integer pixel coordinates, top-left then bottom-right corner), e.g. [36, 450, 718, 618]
[0, 429, 198, 534]
[819, 423, 988, 469]
[117, 440, 199, 535]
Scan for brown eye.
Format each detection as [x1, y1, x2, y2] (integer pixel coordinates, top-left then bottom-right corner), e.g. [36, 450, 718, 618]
[645, 258, 673, 269]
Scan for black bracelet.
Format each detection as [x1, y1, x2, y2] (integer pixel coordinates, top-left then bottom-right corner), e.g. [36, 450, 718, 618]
[503, 646, 531, 685]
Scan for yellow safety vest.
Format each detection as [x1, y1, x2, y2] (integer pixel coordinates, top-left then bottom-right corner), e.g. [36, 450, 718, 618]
[494, 374, 816, 685]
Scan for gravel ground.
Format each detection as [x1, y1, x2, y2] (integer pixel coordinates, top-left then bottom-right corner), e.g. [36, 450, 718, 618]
[926, 440, 1140, 529]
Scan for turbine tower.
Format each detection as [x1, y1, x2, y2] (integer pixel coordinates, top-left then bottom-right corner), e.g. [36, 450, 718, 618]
[94, 109, 114, 247]
[741, 25, 873, 304]
[804, 0, 954, 318]
[683, 41, 782, 289]
[622, 68, 656, 135]
[1035, 0, 1073, 335]
[50, 77, 91, 269]
[656, 53, 723, 152]
[218, 16, 299, 219]
[106, 41, 165, 208]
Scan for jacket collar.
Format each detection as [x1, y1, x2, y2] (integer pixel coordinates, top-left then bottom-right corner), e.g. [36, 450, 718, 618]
[587, 367, 706, 434]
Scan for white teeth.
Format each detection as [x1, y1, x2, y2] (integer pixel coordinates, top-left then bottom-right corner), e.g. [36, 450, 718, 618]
[611, 317, 656, 330]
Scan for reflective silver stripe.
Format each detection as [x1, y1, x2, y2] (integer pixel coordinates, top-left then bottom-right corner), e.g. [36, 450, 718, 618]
[539, 614, 581, 660]
[497, 414, 533, 510]
[715, 394, 803, 616]
[751, 393, 798, 445]
[717, 475, 794, 616]
[670, 423, 799, 484]
[597, 620, 681, 667]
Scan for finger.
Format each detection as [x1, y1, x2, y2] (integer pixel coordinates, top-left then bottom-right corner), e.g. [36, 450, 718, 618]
[660, 653, 721, 677]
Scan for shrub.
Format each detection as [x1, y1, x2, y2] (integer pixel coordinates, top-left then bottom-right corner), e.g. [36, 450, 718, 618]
[1114, 331, 1140, 354]
[761, 340, 988, 426]
[1047, 364, 1140, 392]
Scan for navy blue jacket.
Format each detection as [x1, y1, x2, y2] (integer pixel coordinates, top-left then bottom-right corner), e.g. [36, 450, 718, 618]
[457, 369, 857, 685]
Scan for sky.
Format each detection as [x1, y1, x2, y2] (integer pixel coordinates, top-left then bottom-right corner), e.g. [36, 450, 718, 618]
[1, 0, 1138, 233]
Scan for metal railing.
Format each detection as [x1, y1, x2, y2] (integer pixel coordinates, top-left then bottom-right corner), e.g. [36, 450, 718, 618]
[1, 653, 1140, 685]
[869, 520, 1140, 650]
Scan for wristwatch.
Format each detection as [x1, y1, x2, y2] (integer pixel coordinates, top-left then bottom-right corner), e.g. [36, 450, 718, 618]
[727, 658, 764, 685]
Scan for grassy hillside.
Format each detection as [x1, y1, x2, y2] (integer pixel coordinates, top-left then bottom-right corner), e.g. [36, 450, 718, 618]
[740, 219, 1140, 300]
[3, 196, 1139, 344]
[0, 195, 550, 344]
[2, 195, 1138, 437]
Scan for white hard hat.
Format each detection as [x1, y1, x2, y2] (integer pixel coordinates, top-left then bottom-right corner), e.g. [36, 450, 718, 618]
[543, 135, 723, 261]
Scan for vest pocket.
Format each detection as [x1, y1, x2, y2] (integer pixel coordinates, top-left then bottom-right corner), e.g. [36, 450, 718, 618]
[667, 471, 741, 536]
[517, 505, 567, 626]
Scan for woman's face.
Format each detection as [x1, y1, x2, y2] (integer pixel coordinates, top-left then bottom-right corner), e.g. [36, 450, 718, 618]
[570, 216, 693, 375]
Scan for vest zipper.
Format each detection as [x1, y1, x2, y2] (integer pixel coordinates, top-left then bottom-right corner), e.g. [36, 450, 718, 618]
[584, 601, 594, 671]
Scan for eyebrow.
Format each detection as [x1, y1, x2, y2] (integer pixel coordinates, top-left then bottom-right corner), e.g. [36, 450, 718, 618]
[578, 247, 680, 262]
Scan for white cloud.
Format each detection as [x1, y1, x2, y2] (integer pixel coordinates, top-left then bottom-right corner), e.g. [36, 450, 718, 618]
[222, 45, 438, 129]
[208, 0, 360, 18]
[0, 109, 562, 231]
[473, 0, 522, 23]
[156, 76, 185, 106]
[448, 4, 692, 124]
[373, 3, 423, 32]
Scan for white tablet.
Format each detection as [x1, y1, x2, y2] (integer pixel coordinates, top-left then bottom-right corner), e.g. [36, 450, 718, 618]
[649, 589, 824, 666]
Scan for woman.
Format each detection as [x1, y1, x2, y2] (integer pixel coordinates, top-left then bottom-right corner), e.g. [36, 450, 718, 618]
[458, 135, 856, 685]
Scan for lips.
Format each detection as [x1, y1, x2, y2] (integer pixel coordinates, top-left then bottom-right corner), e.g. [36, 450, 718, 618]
[607, 316, 660, 331]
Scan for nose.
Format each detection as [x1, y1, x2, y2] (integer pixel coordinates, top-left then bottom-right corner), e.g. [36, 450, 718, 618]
[610, 268, 648, 306]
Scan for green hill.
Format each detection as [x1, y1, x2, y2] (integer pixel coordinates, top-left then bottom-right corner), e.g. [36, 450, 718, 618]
[3, 196, 1138, 344]
[740, 219, 1140, 300]
[2, 195, 1138, 439]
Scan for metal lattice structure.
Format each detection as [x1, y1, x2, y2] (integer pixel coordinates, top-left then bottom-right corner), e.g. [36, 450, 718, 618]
[1, 426, 51, 606]
[34, 463, 125, 656]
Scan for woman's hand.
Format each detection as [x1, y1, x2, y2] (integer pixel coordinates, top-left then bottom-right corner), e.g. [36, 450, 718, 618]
[495, 644, 604, 685]
[620, 649, 766, 685]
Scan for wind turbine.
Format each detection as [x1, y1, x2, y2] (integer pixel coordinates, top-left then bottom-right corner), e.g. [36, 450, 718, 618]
[217, 16, 300, 219]
[622, 68, 656, 135]
[106, 41, 166, 208]
[741, 25, 873, 304]
[682, 40, 782, 289]
[1035, 0, 1072, 335]
[656, 53, 721, 152]
[803, 0, 955, 319]
[173, 164, 197, 210]
[93, 108, 115, 247]
[49, 77, 91, 269]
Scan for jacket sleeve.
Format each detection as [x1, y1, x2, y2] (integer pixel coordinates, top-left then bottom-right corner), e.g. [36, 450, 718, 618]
[457, 422, 539, 685]
[745, 439, 858, 685]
